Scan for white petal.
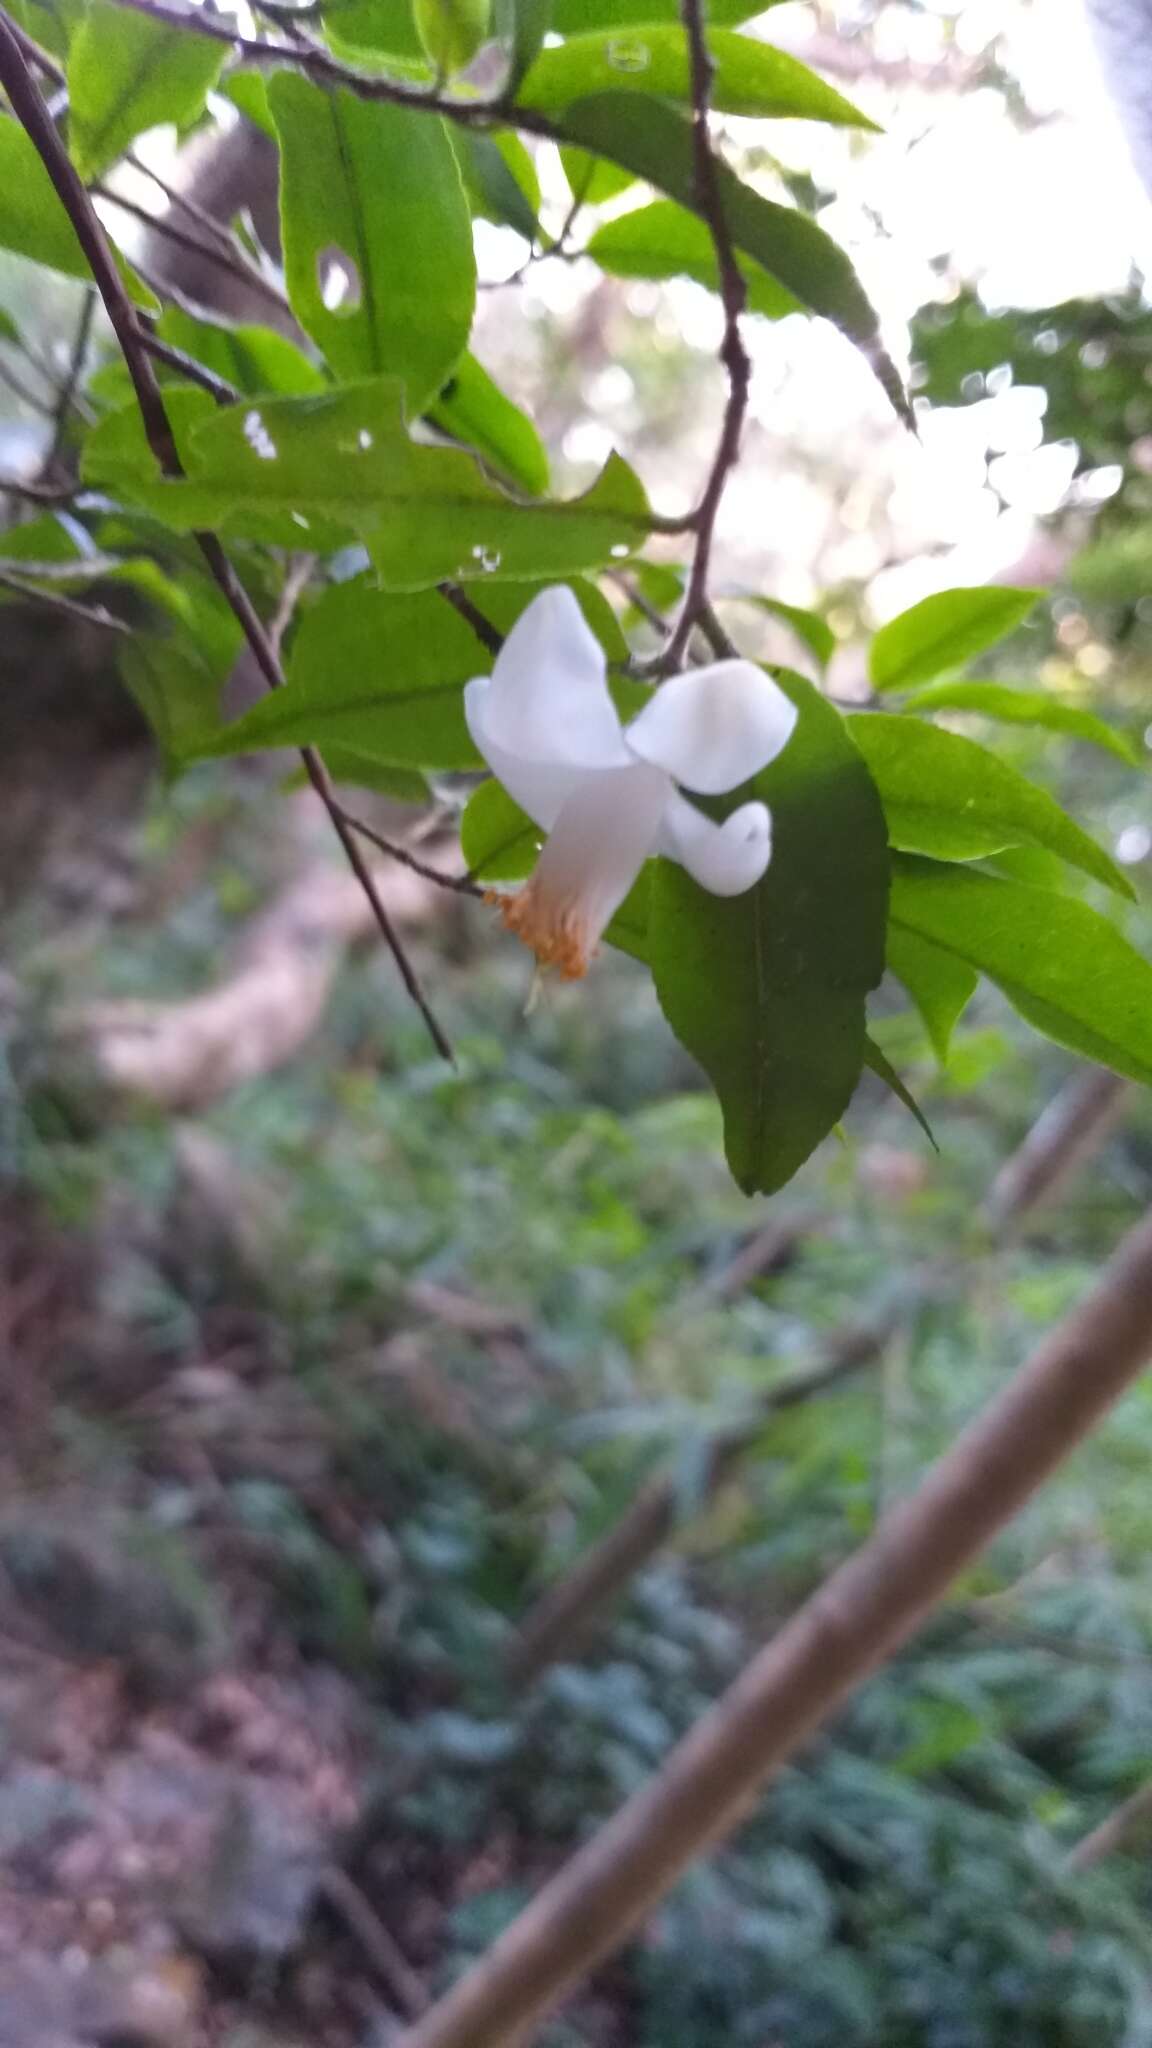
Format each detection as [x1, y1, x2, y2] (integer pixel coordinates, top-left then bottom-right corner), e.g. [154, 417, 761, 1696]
[495, 760, 669, 976]
[464, 694, 591, 831]
[625, 661, 797, 794]
[465, 586, 629, 773]
[660, 792, 773, 896]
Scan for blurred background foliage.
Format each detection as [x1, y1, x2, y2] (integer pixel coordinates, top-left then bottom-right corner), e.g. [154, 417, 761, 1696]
[6, 0, 1152, 2044]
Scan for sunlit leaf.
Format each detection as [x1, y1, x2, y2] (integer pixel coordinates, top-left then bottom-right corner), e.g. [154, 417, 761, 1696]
[890, 856, 1152, 1086]
[588, 200, 797, 320]
[901, 678, 1140, 765]
[461, 778, 538, 880]
[886, 927, 977, 1065]
[870, 586, 1041, 694]
[556, 95, 908, 422]
[155, 308, 326, 400]
[521, 27, 875, 127]
[68, 0, 224, 180]
[0, 119, 156, 306]
[429, 353, 550, 498]
[270, 74, 475, 412]
[849, 712, 1132, 898]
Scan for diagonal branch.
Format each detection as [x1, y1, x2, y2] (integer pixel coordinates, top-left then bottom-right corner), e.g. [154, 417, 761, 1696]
[399, 1201, 1152, 2048]
[0, 9, 453, 1060]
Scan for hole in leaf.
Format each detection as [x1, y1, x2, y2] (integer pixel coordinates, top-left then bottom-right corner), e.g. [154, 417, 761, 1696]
[317, 245, 362, 315]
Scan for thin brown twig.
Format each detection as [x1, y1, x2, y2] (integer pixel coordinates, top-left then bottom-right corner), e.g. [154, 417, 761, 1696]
[45, 286, 97, 472]
[339, 809, 484, 898]
[94, 179, 291, 315]
[317, 1867, 428, 2018]
[0, 567, 129, 631]
[437, 580, 505, 656]
[124, 147, 245, 257]
[0, 472, 80, 505]
[136, 328, 240, 404]
[661, 0, 751, 673]
[0, 15, 453, 1061]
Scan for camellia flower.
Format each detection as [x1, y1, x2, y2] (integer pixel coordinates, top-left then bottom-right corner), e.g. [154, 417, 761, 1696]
[464, 585, 799, 979]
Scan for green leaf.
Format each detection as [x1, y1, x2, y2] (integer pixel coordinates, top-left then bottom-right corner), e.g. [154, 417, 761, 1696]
[556, 95, 908, 421]
[85, 378, 650, 583]
[648, 672, 889, 1195]
[68, 0, 224, 182]
[0, 119, 156, 306]
[155, 308, 327, 400]
[311, 749, 430, 802]
[219, 69, 276, 139]
[413, 0, 490, 72]
[326, 0, 427, 61]
[849, 712, 1132, 899]
[188, 580, 483, 770]
[559, 145, 635, 207]
[890, 856, 1152, 1087]
[886, 927, 977, 1065]
[901, 678, 1140, 766]
[461, 778, 539, 880]
[496, 0, 551, 94]
[0, 309, 21, 346]
[429, 353, 550, 497]
[551, 0, 777, 30]
[870, 586, 1040, 694]
[454, 131, 540, 240]
[862, 1036, 937, 1148]
[748, 597, 836, 671]
[4, 0, 84, 60]
[587, 200, 797, 320]
[521, 28, 875, 126]
[269, 74, 475, 412]
[183, 574, 622, 770]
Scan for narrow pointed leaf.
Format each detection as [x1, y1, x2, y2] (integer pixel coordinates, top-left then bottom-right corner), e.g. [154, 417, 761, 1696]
[520, 28, 875, 126]
[902, 678, 1141, 765]
[850, 712, 1132, 898]
[886, 927, 977, 1064]
[863, 1037, 937, 1148]
[588, 201, 797, 320]
[556, 95, 908, 422]
[890, 856, 1152, 1086]
[429, 354, 550, 498]
[870, 586, 1040, 694]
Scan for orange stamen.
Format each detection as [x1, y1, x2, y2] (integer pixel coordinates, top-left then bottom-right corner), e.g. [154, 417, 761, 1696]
[485, 883, 593, 979]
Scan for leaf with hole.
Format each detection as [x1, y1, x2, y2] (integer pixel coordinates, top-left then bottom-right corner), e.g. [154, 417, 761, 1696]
[901, 678, 1140, 765]
[870, 586, 1041, 693]
[648, 673, 889, 1194]
[556, 95, 908, 422]
[81, 379, 651, 582]
[67, 0, 224, 180]
[521, 27, 875, 126]
[890, 856, 1152, 1086]
[270, 74, 475, 412]
[588, 201, 797, 320]
[849, 712, 1132, 898]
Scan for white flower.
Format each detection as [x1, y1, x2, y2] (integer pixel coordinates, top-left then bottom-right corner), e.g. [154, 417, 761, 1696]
[464, 586, 798, 979]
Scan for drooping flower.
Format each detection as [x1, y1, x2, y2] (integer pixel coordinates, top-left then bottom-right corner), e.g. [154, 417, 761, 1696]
[464, 585, 798, 978]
